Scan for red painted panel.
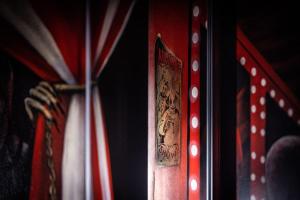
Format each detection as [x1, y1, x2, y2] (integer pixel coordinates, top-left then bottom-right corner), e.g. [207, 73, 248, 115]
[148, 1, 189, 199]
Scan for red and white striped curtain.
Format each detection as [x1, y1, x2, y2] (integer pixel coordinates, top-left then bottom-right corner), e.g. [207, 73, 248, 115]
[0, 0, 135, 199]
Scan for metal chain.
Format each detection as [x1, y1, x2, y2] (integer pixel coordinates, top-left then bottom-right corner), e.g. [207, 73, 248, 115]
[45, 120, 57, 200]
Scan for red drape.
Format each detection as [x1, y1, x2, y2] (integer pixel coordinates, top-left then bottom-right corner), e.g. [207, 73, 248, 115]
[0, 0, 135, 199]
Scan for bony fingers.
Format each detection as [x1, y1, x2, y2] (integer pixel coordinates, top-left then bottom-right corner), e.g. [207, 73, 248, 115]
[35, 85, 61, 113]
[24, 97, 34, 121]
[24, 97, 53, 121]
[29, 88, 51, 105]
[39, 81, 57, 97]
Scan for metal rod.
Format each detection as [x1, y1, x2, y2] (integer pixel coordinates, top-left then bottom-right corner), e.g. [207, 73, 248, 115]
[85, 0, 92, 199]
[206, 0, 214, 199]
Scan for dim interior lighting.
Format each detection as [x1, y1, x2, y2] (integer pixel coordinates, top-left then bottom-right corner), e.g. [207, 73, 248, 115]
[251, 125, 257, 134]
[193, 6, 200, 17]
[260, 156, 265, 164]
[191, 116, 199, 129]
[251, 67, 257, 76]
[260, 111, 266, 119]
[190, 178, 198, 191]
[251, 105, 256, 113]
[190, 144, 198, 157]
[270, 89, 276, 98]
[261, 176, 266, 184]
[250, 173, 256, 181]
[261, 78, 267, 87]
[288, 108, 293, 117]
[192, 60, 199, 72]
[251, 152, 256, 160]
[260, 97, 265, 105]
[240, 57, 246, 66]
[260, 129, 265, 137]
[250, 195, 256, 200]
[279, 99, 285, 108]
[192, 32, 199, 44]
[297, 119, 300, 125]
[251, 85, 256, 94]
[191, 87, 198, 99]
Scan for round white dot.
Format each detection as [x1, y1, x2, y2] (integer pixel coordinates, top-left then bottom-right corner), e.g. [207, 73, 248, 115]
[251, 125, 257, 134]
[251, 85, 256, 94]
[260, 129, 266, 137]
[260, 156, 265, 164]
[192, 32, 199, 44]
[251, 152, 257, 160]
[260, 97, 266, 105]
[270, 89, 276, 98]
[251, 67, 257, 76]
[240, 57, 246, 66]
[261, 78, 267, 87]
[261, 176, 266, 184]
[251, 105, 257, 113]
[190, 179, 198, 191]
[191, 87, 198, 99]
[251, 173, 256, 181]
[205, 20, 208, 29]
[260, 111, 266, 120]
[279, 99, 285, 108]
[192, 117, 199, 128]
[191, 144, 198, 157]
[193, 6, 200, 17]
[250, 195, 256, 200]
[192, 60, 199, 72]
[288, 108, 293, 117]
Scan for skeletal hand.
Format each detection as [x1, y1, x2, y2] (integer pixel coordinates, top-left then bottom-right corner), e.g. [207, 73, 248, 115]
[24, 81, 64, 127]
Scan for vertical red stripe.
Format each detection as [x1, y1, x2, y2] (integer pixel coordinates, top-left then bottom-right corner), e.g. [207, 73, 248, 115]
[91, 102, 103, 199]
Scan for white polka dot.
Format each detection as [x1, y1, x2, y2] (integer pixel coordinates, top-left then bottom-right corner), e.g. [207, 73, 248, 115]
[260, 97, 265, 105]
[251, 85, 256, 94]
[260, 129, 266, 137]
[192, 60, 199, 72]
[251, 152, 256, 160]
[251, 173, 256, 181]
[205, 20, 208, 29]
[297, 119, 300, 126]
[270, 89, 276, 98]
[260, 156, 265, 164]
[251, 105, 257, 113]
[240, 57, 246, 66]
[261, 78, 267, 87]
[288, 108, 293, 117]
[191, 144, 198, 157]
[250, 195, 256, 200]
[193, 6, 200, 17]
[192, 117, 199, 128]
[260, 111, 266, 120]
[251, 125, 257, 134]
[279, 99, 285, 108]
[190, 179, 198, 191]
[251, 67, 257, 76]
[191, 87, 198, 99]
[261, 176, 266, 184]
[192, 32, 199, 44]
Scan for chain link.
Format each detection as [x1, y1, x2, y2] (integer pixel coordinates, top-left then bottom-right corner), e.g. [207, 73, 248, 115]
[45, 120, 57, 200]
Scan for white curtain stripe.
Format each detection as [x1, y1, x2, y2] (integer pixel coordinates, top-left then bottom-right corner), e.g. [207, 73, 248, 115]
[94, 0, 120, 65]
[93, 87, 112, 200]
[62, 95, 85, 200]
